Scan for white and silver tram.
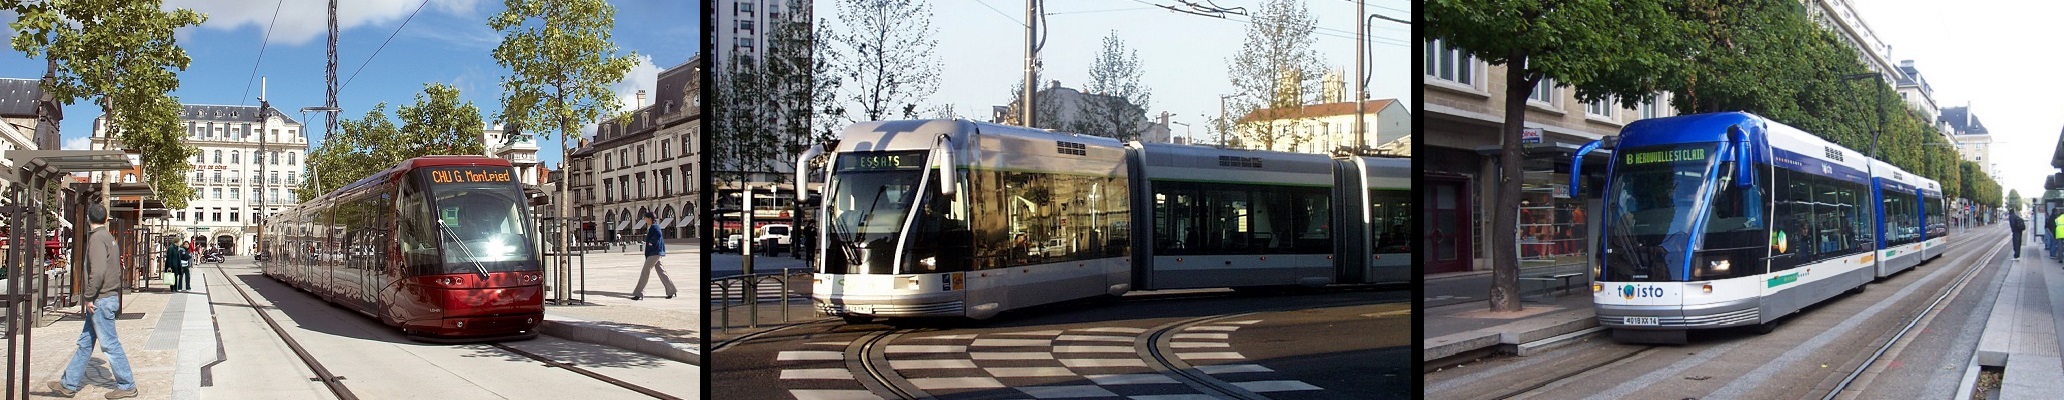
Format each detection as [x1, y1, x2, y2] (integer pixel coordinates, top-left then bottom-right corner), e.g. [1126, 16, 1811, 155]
[1578, 112, 1954, 343]
[809, 120, 1409, 323]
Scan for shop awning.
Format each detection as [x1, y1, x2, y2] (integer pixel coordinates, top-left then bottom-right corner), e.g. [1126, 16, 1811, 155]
[656, 218, 673, 229]
[614, 220, 631, 231]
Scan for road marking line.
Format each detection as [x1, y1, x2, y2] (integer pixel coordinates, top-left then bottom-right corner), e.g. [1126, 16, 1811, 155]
[1054, 345, 1133, 353]
[1017, 385, 1120, 399]
[1222, 320, 1262, 325]
[888, 359, 979, 369]
[1079, 327, 1149, 334]
[1363, 309, 1412, 318]
[1086, 374, 1181, 385]
[1177, 352, 1245, 360]
[971, 338, 1052, 347]
[1172, 333, 1230, 340]
[907, 334, 976, 340]
[1055, 335, 1134, 342]
[1185, 325, 1240, 332]
[780, 368, 854, 380]
[885, 345, 966, 353]
[804, 341, 850, 347]
[996, 330, 1066, 336]
[973, 352, 1055, 360]
[789, 389, 884, 400]
[1169, 342, 1229, 348]
[1231, 380, 1323, 392]
[1196, 364, 1274, 374]
[908, 377, 1005, 390]
[777, 351, 843, 361]
[986, 367, 1076, 377]
[1061, 358, 1150, 368]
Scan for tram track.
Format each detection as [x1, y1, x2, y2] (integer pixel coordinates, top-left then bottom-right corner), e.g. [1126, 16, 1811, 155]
[1824, 232, 2006, 399]
[1451, 229, 2003, 400]
[211, 263, 359, 400]
[218, 261, 685, 399]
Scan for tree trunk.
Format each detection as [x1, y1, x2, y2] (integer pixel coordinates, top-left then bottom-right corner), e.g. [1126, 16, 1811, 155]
[1490, 51, 1536, 313]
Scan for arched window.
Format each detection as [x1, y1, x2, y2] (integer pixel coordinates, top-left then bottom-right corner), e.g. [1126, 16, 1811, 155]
[230, 150, 240, 164]
[212, 150, 221, 164]
[288, 152, 297, 165]
[271, 151, 281, 165]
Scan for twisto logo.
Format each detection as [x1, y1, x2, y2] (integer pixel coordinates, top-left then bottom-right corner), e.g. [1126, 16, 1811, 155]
[1621, 284, 1664, 300]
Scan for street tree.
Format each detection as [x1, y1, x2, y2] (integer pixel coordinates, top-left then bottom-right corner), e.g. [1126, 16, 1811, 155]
[396, 82, 487, 157]
[489, 0, 637, 252]
[1073, 30, 1151, 141]
[1425, 0, 1690, 312]
[2009, 189, 2023, 213]
[711, 53, 780, 187]
[1224, 0, 1325, 152]
[829, 0, 940, 121]
[9, 0, 206, 208]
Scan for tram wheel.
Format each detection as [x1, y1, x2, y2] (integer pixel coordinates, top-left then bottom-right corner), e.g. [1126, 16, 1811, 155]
[1753, 321, 1779, 334]
[842, 315, 872, 324]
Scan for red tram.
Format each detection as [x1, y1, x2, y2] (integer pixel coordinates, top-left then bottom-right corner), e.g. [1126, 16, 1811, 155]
[261, 156, 544, 341]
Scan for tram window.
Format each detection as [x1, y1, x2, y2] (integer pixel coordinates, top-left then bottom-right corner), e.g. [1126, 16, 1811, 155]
[1695, 162, 1766, 280]
[396, 181, 440, 275]
[1371, 190, 1412, 252]
[1772, 168, 1816, 271]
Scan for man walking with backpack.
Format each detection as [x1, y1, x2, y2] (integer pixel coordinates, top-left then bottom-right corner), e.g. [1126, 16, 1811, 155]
[2010, 210, 2027, 260]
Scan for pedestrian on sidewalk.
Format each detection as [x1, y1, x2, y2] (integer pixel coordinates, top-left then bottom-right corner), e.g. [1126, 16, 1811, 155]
[49, 204, 137, 399]
[630, 211, 676, 301]
[165, 240, 190, 292]
[2009, 211, 2026, 259]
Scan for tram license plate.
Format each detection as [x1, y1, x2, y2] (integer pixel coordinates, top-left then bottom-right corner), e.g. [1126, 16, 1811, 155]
[845, 304, 874, 314]
[1624, 316, 1660, 326]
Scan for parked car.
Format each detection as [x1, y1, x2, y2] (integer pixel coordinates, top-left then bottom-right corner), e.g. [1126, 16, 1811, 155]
[758, 224, 793, 247]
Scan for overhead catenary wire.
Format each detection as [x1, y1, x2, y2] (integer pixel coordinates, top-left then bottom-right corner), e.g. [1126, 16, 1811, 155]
[238, 0, 287, 107]
[340, 0, 433, 91]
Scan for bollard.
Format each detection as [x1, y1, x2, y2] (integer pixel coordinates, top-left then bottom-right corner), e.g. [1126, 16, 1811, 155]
[781, 268, 792, 322]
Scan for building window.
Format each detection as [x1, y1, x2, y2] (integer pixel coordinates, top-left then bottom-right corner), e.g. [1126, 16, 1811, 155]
[271, 171, 279, 184]
[212, 171, 222, 183]
[660, 139, 670, 159]
[738, 20, 755, 34]
[605, 153, 612, 170]
[737, 1, 753, 13]
[288, 152, 296, 165]
[212, 188, 222, 199]
[637, 145, 646, 164]
[769, 4, 781, 19]
[176, 211, 185, 221]
[230, 188, 239, 200]
[1639, 93, 1666, 120]
[212, 210, 222, 222]
[229, 210, 239, 222]
[213, 150, 222, 164]
[1528, 78, 1559, 105]
[1585, 97, 1615, 118]
[270, 188, 280, 203]
[637, 174, 647, 199]
[605, 181, 614, 202]
[271, 151, 281, 165]
[1424, 38, 1476, 87]
[229, 171, 240, 184]
[287, 172, 297, 184]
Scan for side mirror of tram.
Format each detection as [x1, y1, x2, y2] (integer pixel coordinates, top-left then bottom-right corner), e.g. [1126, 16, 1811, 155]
[1728, 126, 1754, 189]
[934, 135, 957, 196]
[1570, 139, 1602, 193]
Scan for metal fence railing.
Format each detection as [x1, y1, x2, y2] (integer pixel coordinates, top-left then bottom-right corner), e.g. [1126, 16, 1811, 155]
[709, 268, 813, 331]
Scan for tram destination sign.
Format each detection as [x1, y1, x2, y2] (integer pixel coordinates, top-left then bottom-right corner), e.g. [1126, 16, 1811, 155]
[837, 151, 927, 172]
[427, 168, 514, 185]
[1623, 148, 1707, 166]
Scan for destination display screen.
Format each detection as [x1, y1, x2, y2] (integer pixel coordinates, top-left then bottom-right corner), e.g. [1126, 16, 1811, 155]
[836, 151, 927, 172]
[1622, 148, 1708, 165]
[426, 167, 516, 185]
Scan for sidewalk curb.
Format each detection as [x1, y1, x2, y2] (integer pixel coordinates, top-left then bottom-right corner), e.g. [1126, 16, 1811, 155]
[539, 316, 701, 366]
[1424, 311, 1600, 362]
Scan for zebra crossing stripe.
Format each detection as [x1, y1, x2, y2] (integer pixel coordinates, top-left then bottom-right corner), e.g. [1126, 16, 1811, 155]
[780, 368, 853, 380]
[788, 389, 882, 400]
[1085, 374, 1182, 385]
[777, 351, 842, 361]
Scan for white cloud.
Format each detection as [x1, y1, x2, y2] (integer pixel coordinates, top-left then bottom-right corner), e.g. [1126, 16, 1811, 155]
[61, 137, 90, 150]
[165, 0, 482, 46]
[611, 54, 662, 113]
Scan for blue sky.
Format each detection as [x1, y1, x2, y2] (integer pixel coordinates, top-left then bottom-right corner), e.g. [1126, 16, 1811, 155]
[0, 0, 698, 170]
[816, 0, 1411, 142]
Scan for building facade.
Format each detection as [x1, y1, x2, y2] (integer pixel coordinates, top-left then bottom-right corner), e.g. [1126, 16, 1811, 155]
[568, 57, 700, 242]
[990, 81, 1175, 143]
[714, 0, 809, 69]
[0, 78, 53, 157]
[1232, 99, 1410, 156]
[91, 104, 304, 253]
[482, 124, 542, 185]
[1421, 38, 1675, 277]
[1942, 106, 1996, 177]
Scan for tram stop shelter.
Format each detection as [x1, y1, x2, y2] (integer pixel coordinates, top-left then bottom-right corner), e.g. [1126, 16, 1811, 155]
[0, 149, 143, 399]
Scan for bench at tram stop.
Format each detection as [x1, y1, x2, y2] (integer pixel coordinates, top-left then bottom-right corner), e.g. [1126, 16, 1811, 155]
[1520, 271, 1586, 303]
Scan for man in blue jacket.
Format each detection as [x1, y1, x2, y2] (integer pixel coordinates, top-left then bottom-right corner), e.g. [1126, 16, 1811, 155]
[631, 211, 676, 300]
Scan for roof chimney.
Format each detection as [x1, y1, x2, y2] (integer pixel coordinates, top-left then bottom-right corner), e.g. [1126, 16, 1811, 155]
[636, 90, 647, 107]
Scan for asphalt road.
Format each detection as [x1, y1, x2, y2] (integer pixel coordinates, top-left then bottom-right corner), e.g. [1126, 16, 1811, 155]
[713, 288, 1411, 400]
[1424, 227, 2010, 400]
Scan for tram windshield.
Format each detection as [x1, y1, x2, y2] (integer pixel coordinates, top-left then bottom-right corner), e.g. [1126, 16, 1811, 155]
[421, 167, 539, 274]
[824, 151, 928, 275]
[1602, 144, 1722, 282]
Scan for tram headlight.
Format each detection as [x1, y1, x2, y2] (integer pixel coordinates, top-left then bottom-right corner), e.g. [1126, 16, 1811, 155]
[919, 256, 936, 269]
[1707, 259, 1732, 273]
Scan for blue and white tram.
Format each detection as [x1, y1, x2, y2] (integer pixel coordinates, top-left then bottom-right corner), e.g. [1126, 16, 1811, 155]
[809, 120, 1407, 323]
[1920, 179, 1949, 261]
[1579, 112, 1954, 343]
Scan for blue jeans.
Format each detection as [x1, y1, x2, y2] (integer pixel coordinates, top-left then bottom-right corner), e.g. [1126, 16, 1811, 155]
[60, 295, 133, 391]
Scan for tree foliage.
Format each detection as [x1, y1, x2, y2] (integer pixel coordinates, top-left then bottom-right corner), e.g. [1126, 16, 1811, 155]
[1425, 0, 1688, 312]
[711, 2, 838, 189]
[488, 0, 638, 144]
[9, 0, 206, 209]
[300, 84, 486, 201]
[1225, 0, 1327, 151]
[2009, 189, 2023, 213]
[829, 0, 939, 121]
[1074, 31, 1151, 141]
